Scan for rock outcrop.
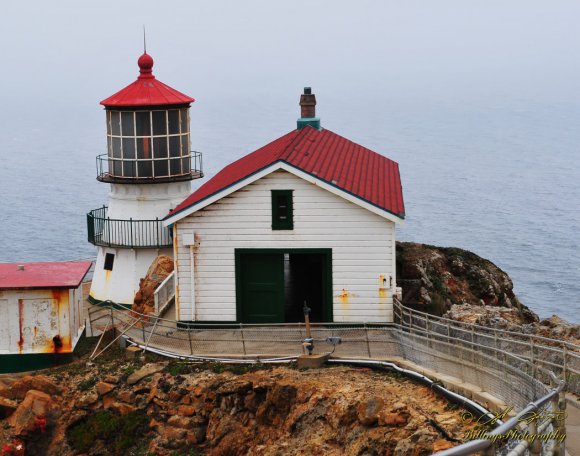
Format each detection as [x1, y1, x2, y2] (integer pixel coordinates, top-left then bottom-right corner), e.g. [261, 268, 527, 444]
[0, 358, 477, 455]
[397, 241, 579, 343]
[396, 242, 533, 318]
[132, 255, 174, 315]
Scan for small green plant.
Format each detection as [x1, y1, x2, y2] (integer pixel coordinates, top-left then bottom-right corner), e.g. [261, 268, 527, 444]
[123, 365, 136, 377]
[167, 362, 190, 376]
[67, 410, 150, 453]
[77, 377, 98, 391]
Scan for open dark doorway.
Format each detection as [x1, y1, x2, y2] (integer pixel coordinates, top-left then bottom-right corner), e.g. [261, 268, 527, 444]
[284, 253, 325, 322]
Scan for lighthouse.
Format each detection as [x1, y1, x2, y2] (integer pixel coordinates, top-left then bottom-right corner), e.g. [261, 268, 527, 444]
[87, 52, 202, 306]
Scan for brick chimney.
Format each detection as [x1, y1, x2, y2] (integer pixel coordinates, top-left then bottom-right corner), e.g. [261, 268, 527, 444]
[297, 87, 321, 130]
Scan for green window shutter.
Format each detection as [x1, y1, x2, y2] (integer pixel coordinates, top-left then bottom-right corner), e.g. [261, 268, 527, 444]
[271, 190, 294, 230]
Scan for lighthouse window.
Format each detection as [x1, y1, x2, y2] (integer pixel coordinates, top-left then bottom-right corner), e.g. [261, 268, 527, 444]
[137, 137, 151, 158]
[104, 253, 115, 271]
[136, 111, 151, 136]
[122, 138, 135, 159]
[152, 110, 167, 136]
[154, 137, 168, 158]
[181, 135, 190, 155]
[121, 112, 134, 136]
[169, 136, 180, 157]
[110, 111, 121, 136]
[180, 109, 189, 134]
[155, 159, 169, 177]
[111, 137, 122, 158]
[168, 110, 180, 134]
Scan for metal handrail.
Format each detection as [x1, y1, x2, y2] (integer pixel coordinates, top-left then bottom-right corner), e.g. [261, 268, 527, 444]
[96, 151, 203, 183]
[394, 299, 580, 384]
[87, 300, 572, 455]
[86, 206, 172, 249]
[435, 372, 566, 456]
[394, 299, 579, 352]
[154, 271, 175, 314]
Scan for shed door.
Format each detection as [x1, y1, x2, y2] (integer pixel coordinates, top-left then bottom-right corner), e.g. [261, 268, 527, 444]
[19, 299, 59, 352]
[239, 253, 284, 323]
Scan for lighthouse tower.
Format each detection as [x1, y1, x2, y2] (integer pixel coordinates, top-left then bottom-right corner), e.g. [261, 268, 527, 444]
[87, 52, 202, 306]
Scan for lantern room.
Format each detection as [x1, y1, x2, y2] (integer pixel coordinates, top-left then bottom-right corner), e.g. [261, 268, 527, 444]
[98, 53, 203, 183]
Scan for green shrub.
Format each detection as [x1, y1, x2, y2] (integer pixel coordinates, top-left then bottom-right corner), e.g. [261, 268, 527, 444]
[67, 410, 149, 454]
[77, 377, 98, 391]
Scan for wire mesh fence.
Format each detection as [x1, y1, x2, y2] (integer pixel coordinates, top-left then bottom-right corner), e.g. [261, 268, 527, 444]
[87, 300, 572, 455]
[394, 302, 580, 396]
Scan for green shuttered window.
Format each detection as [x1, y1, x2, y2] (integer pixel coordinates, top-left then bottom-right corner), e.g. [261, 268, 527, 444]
[271, 190, 294, 230]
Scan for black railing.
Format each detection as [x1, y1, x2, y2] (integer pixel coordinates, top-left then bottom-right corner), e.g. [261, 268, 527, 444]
[96, 151, 203, 183]
[87, 206, 172, 249]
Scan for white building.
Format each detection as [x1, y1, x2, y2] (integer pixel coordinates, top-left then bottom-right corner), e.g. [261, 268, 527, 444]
[0, 261, 91, 372]
[164, 88, 405, 323]
[87, 52, 202, 307]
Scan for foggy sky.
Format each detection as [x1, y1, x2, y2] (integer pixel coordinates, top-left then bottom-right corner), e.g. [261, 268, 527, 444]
[1, 0, 579, 115]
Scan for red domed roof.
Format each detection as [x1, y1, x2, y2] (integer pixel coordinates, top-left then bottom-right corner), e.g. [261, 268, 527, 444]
[100, 53, 194, 108]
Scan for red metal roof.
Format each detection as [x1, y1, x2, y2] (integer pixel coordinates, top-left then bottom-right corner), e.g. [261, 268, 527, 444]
[167, 126, 405, 220]
[0, 261, 92, 289]
[100, 53, 194, 107]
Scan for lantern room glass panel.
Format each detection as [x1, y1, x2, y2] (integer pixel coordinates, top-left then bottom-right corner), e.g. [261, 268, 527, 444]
[168, 110, 180, 134]
[104, 106, 194, 180]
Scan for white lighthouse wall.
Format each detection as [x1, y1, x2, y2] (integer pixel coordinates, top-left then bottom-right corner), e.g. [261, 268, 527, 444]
[91, 246, 173, 305]
[174, 169, 397, 323]
[90, 181, 191, 305]
[0, 285, 85, 355]
[106, 182, 192, 220]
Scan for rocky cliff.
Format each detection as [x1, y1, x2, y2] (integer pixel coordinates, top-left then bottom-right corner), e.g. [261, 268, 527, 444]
[0, 352, 476, 456]
[396, 242, 579, 343]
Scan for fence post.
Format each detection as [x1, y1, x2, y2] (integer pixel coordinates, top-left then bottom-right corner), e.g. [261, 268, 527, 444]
[109, 305, 115, 339]
[446, 321, 451, 356]
[530, 336, 536, 379]
[557, 386, 567, 456]
[364, 323, 372, 358]
[187, 324, 194, 355]
[563, 345, 568, 382]
[529, 419, 541, 455]
[240, 323, 247, 356]
[471, 326, 475, 364]
[551, 386, 564, 456]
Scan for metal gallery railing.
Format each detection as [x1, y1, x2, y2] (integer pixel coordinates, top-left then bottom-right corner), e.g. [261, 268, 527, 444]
[86, 206, 172, 249]
[87, 300, 574, 455]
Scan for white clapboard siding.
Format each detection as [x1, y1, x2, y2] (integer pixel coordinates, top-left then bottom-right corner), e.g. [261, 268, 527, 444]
[175, 169, 397, 322]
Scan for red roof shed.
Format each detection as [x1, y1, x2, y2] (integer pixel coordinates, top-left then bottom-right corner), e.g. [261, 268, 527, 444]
[0, 262, 92, 290]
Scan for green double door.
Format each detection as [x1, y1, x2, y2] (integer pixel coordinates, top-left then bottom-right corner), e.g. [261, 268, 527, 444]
[236, 249, 332, 323]
[238, 253, 285, 323]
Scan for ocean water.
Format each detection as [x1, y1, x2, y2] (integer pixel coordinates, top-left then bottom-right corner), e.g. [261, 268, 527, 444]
[0, 95, 578, 322]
